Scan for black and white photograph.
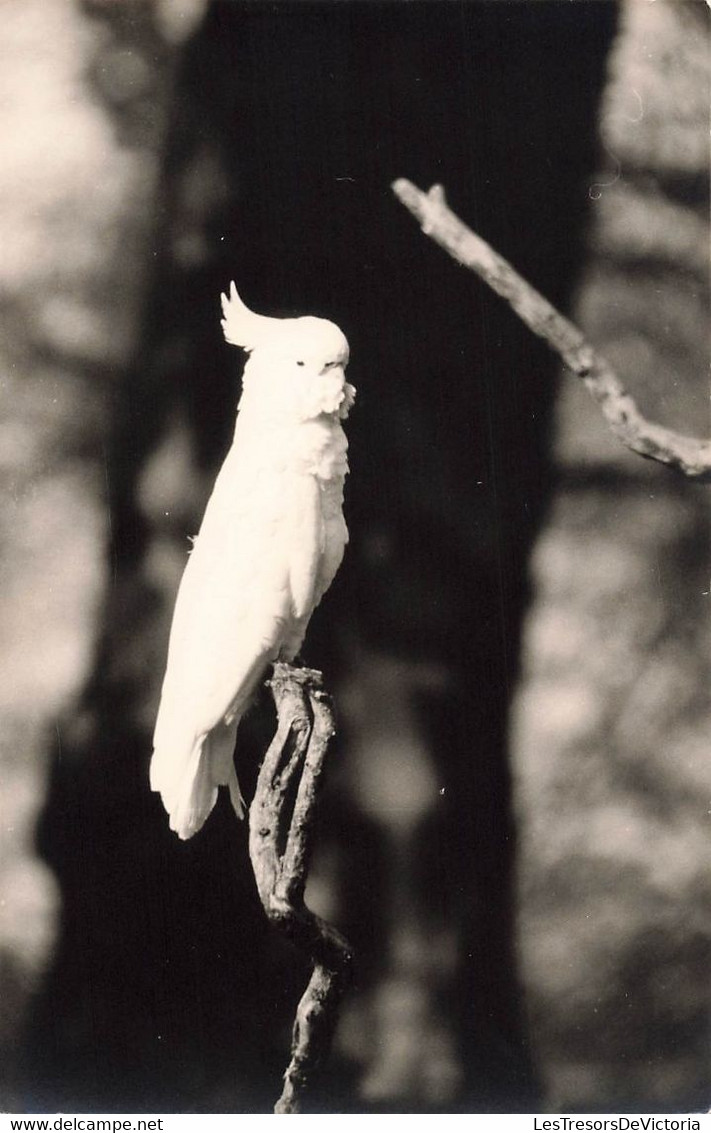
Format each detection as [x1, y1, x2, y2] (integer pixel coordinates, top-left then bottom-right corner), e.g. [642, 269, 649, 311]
[0, 0, 709, 1118]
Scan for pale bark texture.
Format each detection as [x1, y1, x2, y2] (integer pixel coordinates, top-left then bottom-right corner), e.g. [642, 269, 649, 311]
[511, 0, 710, 1111]
[248, 665, 353, 1113]
[0, 0, 198, 1108]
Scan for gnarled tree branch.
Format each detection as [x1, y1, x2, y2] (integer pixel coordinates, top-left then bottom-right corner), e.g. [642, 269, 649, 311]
[248, 662, 354, 1114]
[392, 178, 711, 482]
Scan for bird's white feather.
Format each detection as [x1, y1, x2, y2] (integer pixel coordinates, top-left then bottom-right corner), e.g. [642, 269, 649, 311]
[151, 287, 354, 839]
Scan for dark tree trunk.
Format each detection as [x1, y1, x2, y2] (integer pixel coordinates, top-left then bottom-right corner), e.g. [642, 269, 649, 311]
[25, 1, 617, 1113]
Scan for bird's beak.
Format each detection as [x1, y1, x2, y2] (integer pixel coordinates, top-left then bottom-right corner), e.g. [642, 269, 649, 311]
[324, 365, 346, 383]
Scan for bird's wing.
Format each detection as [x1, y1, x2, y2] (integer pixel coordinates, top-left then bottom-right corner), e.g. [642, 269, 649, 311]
[151, 443, 324, 834]
[155, 450, 294, 741]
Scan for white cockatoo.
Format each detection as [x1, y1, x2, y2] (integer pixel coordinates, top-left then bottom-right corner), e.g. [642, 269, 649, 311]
[150, 285, 355, 839]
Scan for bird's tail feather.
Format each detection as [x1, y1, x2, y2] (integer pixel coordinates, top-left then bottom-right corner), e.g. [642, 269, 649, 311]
[208, 716, 246, 820]
[150, 717, 244, 840]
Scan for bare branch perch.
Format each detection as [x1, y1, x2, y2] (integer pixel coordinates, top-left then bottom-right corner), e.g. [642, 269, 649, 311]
[249, 662, 354, 1114]
[392, 178, 711, 482]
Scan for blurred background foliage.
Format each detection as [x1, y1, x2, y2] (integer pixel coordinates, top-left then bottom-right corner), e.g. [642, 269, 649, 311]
[0, 0, 708, 1115]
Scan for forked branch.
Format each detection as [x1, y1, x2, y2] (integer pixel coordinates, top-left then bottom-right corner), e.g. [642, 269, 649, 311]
[248, 662, 353, 1114]
[392, 178, 711, 482]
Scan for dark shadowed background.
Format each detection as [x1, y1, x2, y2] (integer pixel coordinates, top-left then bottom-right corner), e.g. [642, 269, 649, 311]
[0, 0, 708, 1115]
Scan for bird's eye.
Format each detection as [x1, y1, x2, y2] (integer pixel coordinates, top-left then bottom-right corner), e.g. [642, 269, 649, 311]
[296, 360, 305, 367]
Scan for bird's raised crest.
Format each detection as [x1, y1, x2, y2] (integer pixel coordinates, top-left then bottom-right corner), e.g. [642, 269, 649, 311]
[221, 282, 284, 351]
